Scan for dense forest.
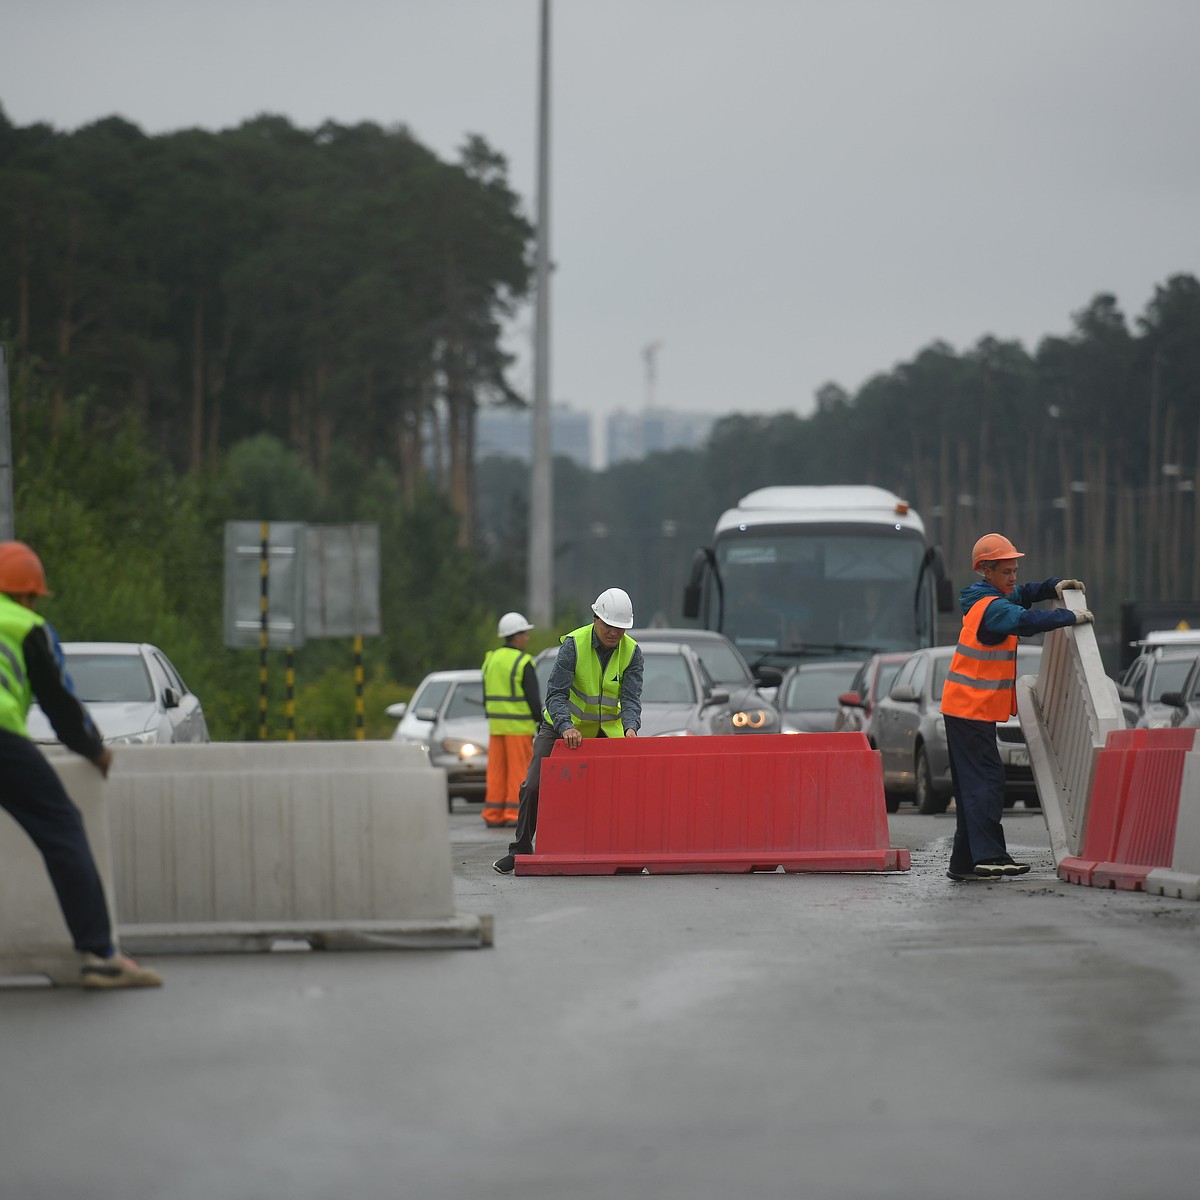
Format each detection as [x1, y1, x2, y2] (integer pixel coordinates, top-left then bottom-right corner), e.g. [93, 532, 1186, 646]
[2, 107, 1198, 735]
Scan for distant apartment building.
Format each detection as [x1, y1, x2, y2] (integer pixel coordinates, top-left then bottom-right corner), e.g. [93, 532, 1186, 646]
[476, 404, 715, 471]
[475, 404, 593, 469]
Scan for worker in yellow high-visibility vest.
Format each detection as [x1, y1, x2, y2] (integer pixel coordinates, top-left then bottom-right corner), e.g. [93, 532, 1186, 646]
[480, 612, 540, 827]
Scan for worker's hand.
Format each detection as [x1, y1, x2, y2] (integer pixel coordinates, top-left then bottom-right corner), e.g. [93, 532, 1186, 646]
[1072, 609, 1095, 625]
[623, 728, 638, 738]
[1055, 579, 1086, 598]
[91, 747, 113, 778]
[562, 727, 583, 749]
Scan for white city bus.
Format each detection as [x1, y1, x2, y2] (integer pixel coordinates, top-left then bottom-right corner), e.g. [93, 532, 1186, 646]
[682, 485, 953, 679]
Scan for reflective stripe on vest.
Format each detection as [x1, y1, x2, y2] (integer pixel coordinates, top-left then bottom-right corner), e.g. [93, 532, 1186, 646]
[546, 625, 636, 738]
[482, 646, 536, 735]
[0, 595, 44, 737]
[940, 595, 1018, 721]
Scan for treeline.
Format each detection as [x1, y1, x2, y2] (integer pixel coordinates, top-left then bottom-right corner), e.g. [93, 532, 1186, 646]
[0, 105, 530, 542]
[3, 107, 1198, 723]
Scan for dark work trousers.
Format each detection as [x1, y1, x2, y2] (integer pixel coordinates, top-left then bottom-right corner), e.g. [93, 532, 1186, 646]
[0, 731, 113, 956]
[944, 713, 1008, 870]
[508, 722, 611, 857]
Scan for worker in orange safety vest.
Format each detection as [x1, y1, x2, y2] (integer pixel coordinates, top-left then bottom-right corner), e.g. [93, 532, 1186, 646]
[941, 533, 1092, 882]
[480, 612, 540, 827]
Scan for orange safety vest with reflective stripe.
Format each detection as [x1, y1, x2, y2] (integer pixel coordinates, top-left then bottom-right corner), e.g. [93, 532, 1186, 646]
[940, 595, 1018, 721]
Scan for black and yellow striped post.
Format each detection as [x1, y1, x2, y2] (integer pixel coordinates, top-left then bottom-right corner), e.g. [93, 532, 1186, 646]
[353, 635, 365, 740]
[285, 647, 296, 741]
[259, 521, 269, 740]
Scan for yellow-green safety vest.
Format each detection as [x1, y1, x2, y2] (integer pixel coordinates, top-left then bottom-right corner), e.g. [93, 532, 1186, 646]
[0, 594, 44, 738]
[548, 624, 637, 738]
[482, 645, 537, 735]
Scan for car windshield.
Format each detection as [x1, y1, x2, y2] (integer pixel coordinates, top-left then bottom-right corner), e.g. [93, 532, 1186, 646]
[872, 661, 903, 701]
[641, 655, 697, 704]
[679, 640, 750, 686]
[781, 664, 860, 711]
[66, 653, 154, 703]
[444, 681, 485, 720]
[1149, 658, 1197, 703]
[411, 679, 452, 715]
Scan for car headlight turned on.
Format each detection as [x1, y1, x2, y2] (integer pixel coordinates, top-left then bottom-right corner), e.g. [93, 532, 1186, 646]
[730, 709, 775, 731]
[441, 737, 484, 761]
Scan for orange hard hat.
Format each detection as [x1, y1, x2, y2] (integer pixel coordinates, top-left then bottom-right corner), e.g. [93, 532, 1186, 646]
[972, 533, 1024, 571]
[0, 541, 52, 596]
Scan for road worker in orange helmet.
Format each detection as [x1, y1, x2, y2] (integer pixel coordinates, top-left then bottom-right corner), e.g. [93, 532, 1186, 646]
[940, 534, 1092, 882]
[0, 541, 162, 988]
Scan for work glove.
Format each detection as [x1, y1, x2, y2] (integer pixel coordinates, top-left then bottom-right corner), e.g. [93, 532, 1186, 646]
[1055, 579, 1086, 598]
[1072, 609, 1095, 625]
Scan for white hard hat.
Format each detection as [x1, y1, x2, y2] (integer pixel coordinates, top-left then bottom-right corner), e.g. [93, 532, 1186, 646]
[497, 611, 533, 638]
[591, 587, 634, 629]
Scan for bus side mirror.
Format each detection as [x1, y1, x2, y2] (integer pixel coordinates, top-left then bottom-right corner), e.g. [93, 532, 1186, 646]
[682, 582, 701, 620]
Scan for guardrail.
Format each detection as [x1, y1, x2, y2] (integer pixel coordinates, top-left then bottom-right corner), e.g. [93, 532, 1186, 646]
[1017, 589, 1125, 861]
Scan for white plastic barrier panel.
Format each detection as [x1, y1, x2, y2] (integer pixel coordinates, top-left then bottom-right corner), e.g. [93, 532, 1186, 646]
[108, 742, 490, 952]
[0, 758, 116, 986]
[1018, 589, 1125, 862]
[1146, 749, 1200, 901]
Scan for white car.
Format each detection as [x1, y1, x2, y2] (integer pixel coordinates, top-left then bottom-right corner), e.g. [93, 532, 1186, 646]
[27, 641, 209, 746]
[387, 669, 488, 802]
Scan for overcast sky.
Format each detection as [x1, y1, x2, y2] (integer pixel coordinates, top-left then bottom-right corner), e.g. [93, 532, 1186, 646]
[3, 1, 1198, 419]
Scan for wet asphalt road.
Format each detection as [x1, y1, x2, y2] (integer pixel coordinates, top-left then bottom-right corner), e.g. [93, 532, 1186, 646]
[2, 798, 1199, 1200]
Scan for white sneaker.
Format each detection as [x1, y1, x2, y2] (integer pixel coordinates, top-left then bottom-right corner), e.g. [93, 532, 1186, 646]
[81, 952, 164, 990]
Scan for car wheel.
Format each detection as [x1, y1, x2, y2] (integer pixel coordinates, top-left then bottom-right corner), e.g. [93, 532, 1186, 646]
[916, 747, 950, 814]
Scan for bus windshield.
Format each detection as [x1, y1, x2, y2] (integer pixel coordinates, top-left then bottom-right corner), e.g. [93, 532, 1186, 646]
[712, 525, 930, 662]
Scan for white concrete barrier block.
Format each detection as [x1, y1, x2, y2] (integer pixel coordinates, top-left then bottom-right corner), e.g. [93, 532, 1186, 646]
[1169, 750, 1200, 877]
[104, 742, 485, 948]
[0, 757, 115, 985]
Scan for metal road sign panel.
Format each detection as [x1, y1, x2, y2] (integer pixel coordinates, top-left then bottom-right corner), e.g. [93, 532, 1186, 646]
[223, 521, 308, 649]
[305, 523, 381, 638]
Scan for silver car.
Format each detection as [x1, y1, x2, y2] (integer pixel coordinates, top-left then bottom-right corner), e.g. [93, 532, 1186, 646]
[26, 641, 209, 746]
[387, 669, 488, 803]
[629, 627, 781, 733]
[777, 660, 863, 734]
[872, 644, 1042, 815]
[1116, 648, 1200, 729]
[1159, 657, 1200, 730]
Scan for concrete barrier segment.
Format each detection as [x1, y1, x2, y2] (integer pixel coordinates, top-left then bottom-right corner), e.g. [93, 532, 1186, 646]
[107, 742, 490, 952]
[0, 759, 117, 986]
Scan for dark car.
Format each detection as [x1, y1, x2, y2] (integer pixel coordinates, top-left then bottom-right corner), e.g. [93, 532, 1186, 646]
[834, 652, 909, 742]
[777, 660, 863, 733]
[533, 640, 776, 737]
[872, 644, 1042, 814]
[630, 627, 781, 734]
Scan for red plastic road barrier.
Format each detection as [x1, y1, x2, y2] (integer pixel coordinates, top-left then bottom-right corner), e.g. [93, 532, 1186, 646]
[1058, 728, 1198, 890]
[516, 733, 910, 875]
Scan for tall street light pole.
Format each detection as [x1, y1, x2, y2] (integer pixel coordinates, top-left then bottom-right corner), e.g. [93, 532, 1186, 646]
[527, 0, 554, 625]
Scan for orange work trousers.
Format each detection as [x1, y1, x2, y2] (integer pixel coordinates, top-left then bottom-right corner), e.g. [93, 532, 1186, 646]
[482, 733, 533, 826]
